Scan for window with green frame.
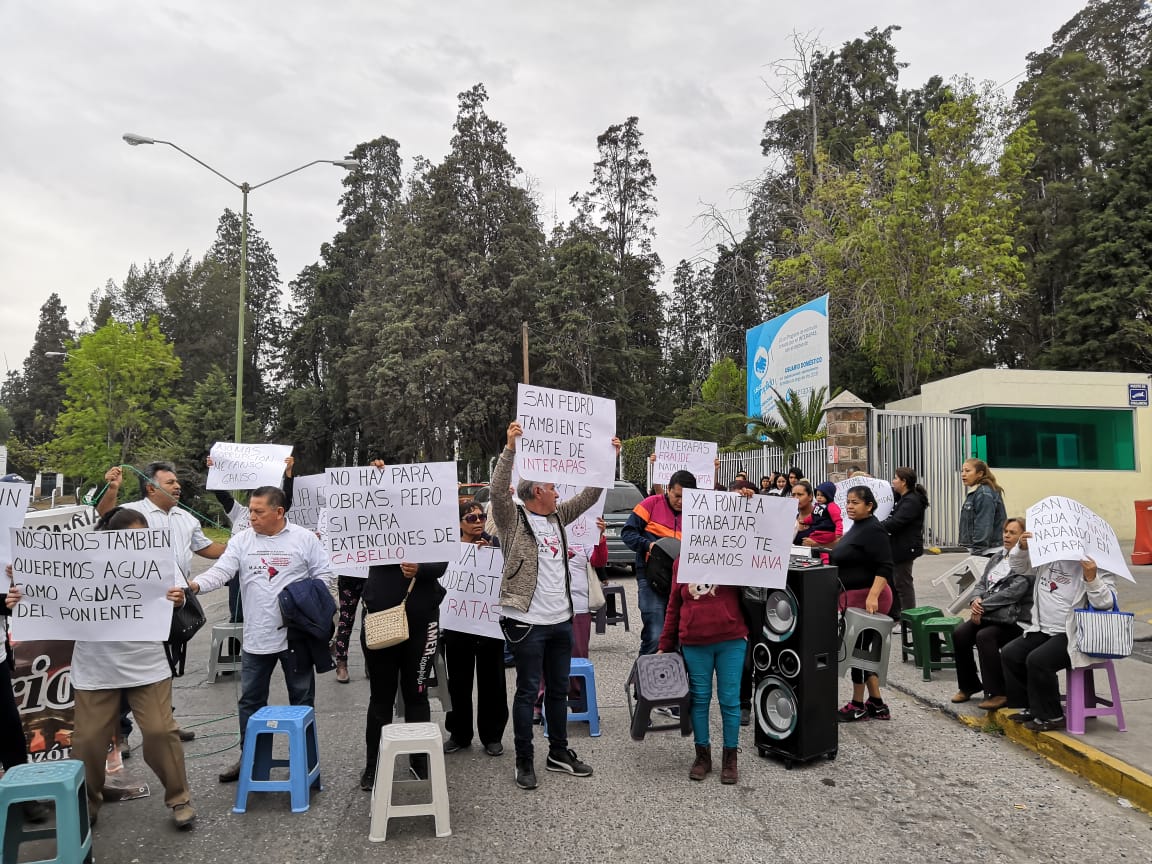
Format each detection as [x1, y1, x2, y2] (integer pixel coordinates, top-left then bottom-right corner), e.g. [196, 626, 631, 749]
[961, 406, 1136, 470]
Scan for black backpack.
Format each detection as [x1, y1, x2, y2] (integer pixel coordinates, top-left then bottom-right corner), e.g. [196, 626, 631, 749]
[646, 538, 681, 596]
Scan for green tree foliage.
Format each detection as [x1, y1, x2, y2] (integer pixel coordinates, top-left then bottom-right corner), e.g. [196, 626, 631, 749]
[659, 260, 712, 408]
[661, 358, 749, 445]
[46, 319, 181, 485]
[769, 86, 1036, 398]
[0, 406, 12, 442]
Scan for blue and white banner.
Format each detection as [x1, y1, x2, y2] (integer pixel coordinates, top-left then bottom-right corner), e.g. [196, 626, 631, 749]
[746, 295, 830, 422]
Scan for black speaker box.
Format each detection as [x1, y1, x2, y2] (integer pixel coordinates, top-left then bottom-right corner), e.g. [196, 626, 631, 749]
[749, 563, 839, 768]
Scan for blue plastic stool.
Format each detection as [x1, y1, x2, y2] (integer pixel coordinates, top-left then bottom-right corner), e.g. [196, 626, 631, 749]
[234, 705, 322, 814]
[542, 657, 601, 738]
[0, 760, 93, 864]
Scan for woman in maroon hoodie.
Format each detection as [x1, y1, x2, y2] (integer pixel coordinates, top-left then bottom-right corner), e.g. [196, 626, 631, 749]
[658, 561, 748, 785]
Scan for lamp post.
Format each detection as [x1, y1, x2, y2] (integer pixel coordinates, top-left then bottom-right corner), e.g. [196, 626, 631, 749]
[122, 133, 360, 442]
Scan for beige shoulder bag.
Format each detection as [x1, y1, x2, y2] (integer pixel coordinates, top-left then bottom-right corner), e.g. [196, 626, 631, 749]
[364, 578, 416, 650]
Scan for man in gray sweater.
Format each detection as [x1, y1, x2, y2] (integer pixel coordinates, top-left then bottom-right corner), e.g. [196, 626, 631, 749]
[491, 420, 619, 791]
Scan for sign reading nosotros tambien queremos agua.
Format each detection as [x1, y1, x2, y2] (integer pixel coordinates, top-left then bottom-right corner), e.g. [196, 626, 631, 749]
[678, 491, 798, 589]
[8, 528, 176, 641]
[746, 294, 829, 424]
[653, 437, 716, 489]
[439, 543, 504, 639]
[324, 463, 459, 566]
[515, 384, 616, 488]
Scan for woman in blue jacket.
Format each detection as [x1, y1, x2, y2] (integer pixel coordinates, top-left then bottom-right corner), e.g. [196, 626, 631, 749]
[958, 459, 1006, 556]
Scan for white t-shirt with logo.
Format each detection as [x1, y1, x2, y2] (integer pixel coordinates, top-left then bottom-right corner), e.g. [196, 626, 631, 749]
[1033, 560, 1084, 635]
[504, 511, 571, 625]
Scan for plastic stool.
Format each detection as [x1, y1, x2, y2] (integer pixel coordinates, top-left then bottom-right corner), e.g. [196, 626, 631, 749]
[1066, 660, 1127, 735]
[0, 760, 93, 864]
[920, 616, 963, 681]
[899, 606, 944, 664]
[625, 653, 692, 740]
[838, 608, 895, 687]
[208, 622, 244, 682]
[234, 705, 322, 814]
[369, 723, 451, 841]
[594, 584, 630, 634]
[542, 657, 601, 738]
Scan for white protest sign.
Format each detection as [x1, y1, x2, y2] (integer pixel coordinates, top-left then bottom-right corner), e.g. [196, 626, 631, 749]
[515, 383, 616, 488]
[8, 527, 176, 641]
[439, 543, 504, 639]
[0, 481, 31, 587]
[288, 473, 327, 532]
[324, 462, 458, 566]
[317, 507, 368, 578]
[207, 442, 294, 491]
[1026, 496, 1135, 583]
[653, 437, 717, 490]
[834, 477, 895, 535]
[557, 484, 607, 549]
[678, 490, 798, 588]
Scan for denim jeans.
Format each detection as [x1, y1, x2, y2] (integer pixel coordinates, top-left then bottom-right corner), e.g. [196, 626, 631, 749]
[503, 618, 572, 760]
[681, 638, 746, 749]
[238, 648, 315, 740]
[636, 577, 668, 656]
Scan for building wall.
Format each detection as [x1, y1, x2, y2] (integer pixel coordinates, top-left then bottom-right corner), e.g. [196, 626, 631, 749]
[886, 369, 1151, 539]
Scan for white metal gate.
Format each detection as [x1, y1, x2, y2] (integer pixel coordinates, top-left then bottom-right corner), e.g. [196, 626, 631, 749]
[716, 439, 828, 489]
[869, 410, 971, 549]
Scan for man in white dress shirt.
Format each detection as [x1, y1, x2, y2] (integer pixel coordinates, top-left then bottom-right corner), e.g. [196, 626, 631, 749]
[189, 486, 334, 783]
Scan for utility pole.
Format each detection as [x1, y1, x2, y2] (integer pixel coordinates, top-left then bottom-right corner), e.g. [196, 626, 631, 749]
[522, 321, 530, 383]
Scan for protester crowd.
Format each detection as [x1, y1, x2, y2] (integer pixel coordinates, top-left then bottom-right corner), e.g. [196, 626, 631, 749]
[0, 434, 1126, 833]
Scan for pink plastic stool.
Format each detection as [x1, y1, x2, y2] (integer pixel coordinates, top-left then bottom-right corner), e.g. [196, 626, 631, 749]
[1065, 660, 1126, 735]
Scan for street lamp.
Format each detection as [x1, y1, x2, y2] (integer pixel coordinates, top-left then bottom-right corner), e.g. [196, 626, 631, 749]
[122, 133, 361, 442]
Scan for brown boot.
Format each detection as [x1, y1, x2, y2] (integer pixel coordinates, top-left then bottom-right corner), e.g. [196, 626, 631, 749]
[336, 660, 349, 683]
[720, 747, 739, 785]
[689, 744, 711, 781]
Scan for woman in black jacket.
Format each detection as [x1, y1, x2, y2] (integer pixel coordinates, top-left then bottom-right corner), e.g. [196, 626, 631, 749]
[951, 517, 1034, 711]
[880, 467, 929, 620]
[359, 558, 447, 791]
[829, 486, 895, 723]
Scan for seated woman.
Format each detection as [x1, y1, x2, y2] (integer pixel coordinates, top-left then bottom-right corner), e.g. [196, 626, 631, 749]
[951, 517, 1034, 711]
[1000, 530, 1118, 732]
[792, 480, 834, 546]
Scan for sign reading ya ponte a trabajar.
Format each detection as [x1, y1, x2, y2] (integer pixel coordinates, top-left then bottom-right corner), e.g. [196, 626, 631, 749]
[324, 462, 458, 567]
[678, 490, 797, 589]
[515, 383, 616, 488]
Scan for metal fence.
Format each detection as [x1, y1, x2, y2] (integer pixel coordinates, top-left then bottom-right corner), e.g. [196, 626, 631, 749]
[717, 439, 828, 489]
[869, 409, 971, 549]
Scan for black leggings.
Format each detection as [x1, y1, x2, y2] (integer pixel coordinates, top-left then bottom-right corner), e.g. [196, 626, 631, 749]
[361, 615, 439, 769]
[0, 660, 30, 770]
[1001, 631, 1070, 721]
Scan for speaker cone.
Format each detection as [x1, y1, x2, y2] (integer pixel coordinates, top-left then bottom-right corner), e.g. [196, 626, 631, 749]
[777, 648, 800, 678]
[752, 642, 771, 672]
[755, 676, 798, 740]
[762, 589, 798, 642]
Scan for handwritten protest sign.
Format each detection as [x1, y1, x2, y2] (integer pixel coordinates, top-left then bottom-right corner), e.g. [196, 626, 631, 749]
[557, 484, 607, 548]
[8, 528, 175, 641]
[316, 508, 368, 578]
[515, 384, 616, 488]
[288, 473, 327, 532]
[678, 490, 797, 588]
[1026, 496, 1135, 582]
[0, 480, 31, 587]
[834, 477, 895, 535]
[324, 462, 458, 566]
[653, 437, 717, 489]
[439, 543, 503, 638]
[207, 442, 293, 490]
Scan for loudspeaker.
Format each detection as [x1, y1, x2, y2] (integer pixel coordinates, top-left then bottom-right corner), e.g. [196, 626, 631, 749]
[751, 564, 839, 768]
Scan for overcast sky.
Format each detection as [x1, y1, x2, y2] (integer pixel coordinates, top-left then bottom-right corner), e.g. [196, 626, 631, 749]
[0, 0, 1085, 376]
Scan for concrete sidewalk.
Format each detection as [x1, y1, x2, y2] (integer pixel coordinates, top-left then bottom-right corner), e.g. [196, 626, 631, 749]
[891, 551, 1152, 812]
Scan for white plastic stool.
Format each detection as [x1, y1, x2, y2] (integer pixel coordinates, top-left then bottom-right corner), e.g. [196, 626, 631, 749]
[369, 723, 451, 841]
[931, 556, 987, 614]
[207, 623, 244, 682]
[838, 608, 895, 686]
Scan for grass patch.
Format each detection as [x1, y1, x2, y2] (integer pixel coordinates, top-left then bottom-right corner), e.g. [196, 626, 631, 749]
[981, 716, 1005, 735]
[204, 526, 232, 543]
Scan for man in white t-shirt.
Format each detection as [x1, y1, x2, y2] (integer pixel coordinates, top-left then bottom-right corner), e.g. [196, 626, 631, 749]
[189, 486, 334, 783]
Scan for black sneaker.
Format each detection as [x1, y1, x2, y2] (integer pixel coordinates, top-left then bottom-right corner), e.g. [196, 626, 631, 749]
[515, 757, 537, 790]
[359, 766, 375, 791]
[1005, 710, 1034, 724]
[443, 737, 467, 754]
[546, 748, 592, 777]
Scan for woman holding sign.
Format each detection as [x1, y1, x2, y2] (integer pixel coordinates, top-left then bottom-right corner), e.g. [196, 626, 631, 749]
[8, 507, 197, 829]
[829, 486, 896, 722]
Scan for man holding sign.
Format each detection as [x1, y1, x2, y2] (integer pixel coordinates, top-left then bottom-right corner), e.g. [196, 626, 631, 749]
[493, 419, 620, 791]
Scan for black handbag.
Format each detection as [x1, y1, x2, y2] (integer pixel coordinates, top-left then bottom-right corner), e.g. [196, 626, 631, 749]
[646, 538, 681, 596]
[164, 587, 206, 677]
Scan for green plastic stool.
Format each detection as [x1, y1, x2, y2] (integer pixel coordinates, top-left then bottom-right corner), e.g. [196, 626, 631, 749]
[921, 616, 963, 681]
[899, 606, 944, 665]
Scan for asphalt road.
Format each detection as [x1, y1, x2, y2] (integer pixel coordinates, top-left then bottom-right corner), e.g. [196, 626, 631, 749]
[20, 563, 1152, 864]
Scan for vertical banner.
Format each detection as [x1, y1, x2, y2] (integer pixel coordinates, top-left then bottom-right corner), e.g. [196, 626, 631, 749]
[439, 543, 504, 639]
[324, 463, 459, 566]
[207, 442, 294, 490]
[288, 473, 327, 532]
[515, 384, 616, 488]
[653, 437, 717, 489]
[746, 294, 830, 424]
[0, 480, 32, 586]
[678, 490, 798, 588]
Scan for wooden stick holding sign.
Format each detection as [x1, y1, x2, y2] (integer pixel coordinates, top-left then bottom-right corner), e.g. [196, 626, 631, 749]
[678, 489, 798, 589]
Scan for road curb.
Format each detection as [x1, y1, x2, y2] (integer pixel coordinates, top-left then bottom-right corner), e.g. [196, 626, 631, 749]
[888, 679, 1152, 813]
